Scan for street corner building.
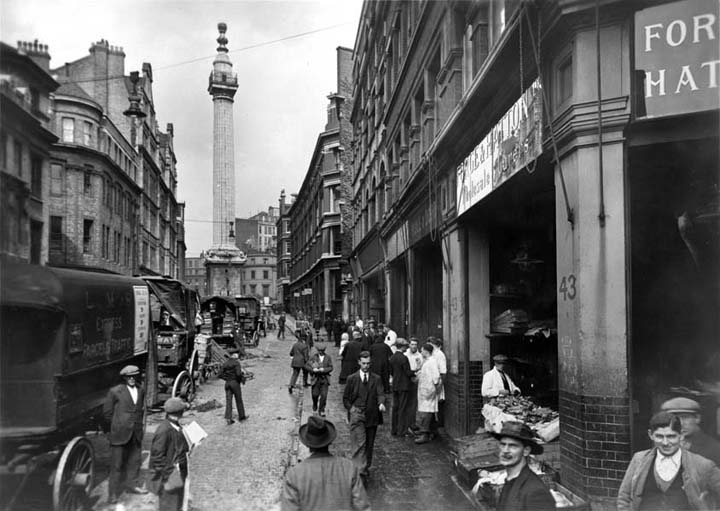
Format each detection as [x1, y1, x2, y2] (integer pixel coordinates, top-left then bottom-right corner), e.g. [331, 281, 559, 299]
[311, 0, 718, 509]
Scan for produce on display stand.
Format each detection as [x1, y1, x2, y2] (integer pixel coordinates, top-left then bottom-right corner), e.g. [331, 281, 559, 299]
[482, 395, 560, 442]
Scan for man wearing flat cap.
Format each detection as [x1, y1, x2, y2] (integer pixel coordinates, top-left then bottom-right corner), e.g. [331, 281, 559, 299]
[149, 398, 189, 511]
[281, 416, 370, 511]
[103, 365, 147, 504]
[482, 354, 521, 398]
[662, 397, 720, 466]
[305, 343, 333, 417]
[491, 421, 554, 511]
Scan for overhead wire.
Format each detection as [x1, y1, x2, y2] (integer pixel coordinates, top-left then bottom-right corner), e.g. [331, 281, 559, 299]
[54, 21, 355, 85]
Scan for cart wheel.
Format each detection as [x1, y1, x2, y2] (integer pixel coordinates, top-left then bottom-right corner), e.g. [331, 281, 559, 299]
[52, 436, 94, 511]
[253, 330, 259, 347]
[172, 370, 195, 402]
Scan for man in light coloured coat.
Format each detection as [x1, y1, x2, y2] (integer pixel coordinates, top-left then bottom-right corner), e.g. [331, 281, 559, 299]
[414, 343, 440, 444]
[281, 416, 370, 511]
[481, 354, 520, 398]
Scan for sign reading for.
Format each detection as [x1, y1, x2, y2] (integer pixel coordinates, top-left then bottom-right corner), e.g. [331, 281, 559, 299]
[635, 0, 719, 118]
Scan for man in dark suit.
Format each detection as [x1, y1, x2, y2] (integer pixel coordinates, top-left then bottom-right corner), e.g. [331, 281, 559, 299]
[339, 330, 363, 384]
[490, 421, 554, 511]
[389, 338, 414, 436]
[343, 351, 386, 478]
[148, 397, 189, 511]
[220, 352, 249, 425]
[103, 365, 147, 504]
[288, 336, 309, 393]
[305, 343, 333, 416]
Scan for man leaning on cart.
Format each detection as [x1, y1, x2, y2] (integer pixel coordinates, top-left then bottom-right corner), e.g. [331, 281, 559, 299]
[103, 365, 149, 504]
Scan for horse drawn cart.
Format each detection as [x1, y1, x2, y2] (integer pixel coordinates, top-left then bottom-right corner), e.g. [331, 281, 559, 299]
[0, 261, 153, 511]
[234, 295, 261, 347]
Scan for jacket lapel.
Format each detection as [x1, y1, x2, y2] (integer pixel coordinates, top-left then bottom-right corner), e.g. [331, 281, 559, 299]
[632, 449, 654, 498]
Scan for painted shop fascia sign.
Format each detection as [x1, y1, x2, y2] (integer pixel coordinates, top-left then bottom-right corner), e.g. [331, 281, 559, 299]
[635, 0, 720, 118]
[456, 79, 543, 217]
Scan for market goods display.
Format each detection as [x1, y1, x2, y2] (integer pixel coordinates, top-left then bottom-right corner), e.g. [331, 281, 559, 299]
[482, 395, 560, 441]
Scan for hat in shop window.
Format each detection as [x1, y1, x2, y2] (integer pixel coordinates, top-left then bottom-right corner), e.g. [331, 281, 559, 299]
[661, 397, 701, 414]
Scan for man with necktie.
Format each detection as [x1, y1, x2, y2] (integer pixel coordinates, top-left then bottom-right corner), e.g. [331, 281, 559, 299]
[481, 354, 521, 398]
[618, 411, 720, 510]
[343, 351, 386, 478]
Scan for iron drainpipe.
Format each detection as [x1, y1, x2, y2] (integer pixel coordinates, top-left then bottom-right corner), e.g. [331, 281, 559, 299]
[463, 226, 471, 435]
[596, 0, 606, 227]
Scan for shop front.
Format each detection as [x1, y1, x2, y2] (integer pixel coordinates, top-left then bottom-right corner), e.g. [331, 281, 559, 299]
[628, 0, 720, 448]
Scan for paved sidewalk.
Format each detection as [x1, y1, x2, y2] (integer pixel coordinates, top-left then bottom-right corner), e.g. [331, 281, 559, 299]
[295, 343, 478, 511]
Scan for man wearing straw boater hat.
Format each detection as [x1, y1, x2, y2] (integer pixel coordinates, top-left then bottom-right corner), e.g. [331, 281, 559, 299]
[490, 421, 554, 511]
[281, 416, 369, 511]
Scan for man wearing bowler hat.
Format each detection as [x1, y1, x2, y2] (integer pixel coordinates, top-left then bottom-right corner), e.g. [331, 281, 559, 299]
[482, 354, 521, 398]
[490, 421, 554, 511]
[281, 416, 370, 511]
[662, 396, 720, 466]
[103, 365, 148, 504]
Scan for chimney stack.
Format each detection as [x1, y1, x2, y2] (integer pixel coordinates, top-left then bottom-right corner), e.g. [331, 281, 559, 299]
[17, 40, 51, 71]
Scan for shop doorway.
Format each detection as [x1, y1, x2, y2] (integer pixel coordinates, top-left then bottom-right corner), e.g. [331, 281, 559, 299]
[411, 241, 443, 340]
[629, 139, 720, 449]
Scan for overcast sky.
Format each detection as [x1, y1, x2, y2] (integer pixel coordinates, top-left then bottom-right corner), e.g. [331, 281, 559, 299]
[2, 0, 363, 256]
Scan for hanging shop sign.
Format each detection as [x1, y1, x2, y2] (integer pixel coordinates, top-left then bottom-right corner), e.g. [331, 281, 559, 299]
[456, 79, 543, 217]
[635, 0, 720, 118]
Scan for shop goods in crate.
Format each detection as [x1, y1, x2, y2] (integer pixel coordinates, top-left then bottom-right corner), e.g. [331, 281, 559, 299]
[491, 309, 529, 334]
[483, 395, 560, 442]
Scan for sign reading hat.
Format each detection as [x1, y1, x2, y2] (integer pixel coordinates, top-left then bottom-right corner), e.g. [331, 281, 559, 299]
[298, 416, 337, 449]
[120, 365, 140, 376]
[490, 421, 543, 455]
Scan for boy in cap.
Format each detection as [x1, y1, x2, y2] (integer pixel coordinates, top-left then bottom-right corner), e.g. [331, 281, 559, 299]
[305, 343, 333, 416]
[662, 397, 720, 466]
[281, 416, 369, 511]
[491, 421, 554, 511]
[103, 365, 147, 504]
[618, 411, 720, 511]
[482, 354, 521, 398]
[148, 397, 189, 511]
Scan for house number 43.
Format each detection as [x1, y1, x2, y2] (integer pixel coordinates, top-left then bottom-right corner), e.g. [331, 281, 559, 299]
[559, 274, 577, 300]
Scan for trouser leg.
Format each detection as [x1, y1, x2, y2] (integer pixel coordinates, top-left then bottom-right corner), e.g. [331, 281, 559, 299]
[289, 367, 300, 388]
[125, 435, 142, 488]
[395, 391, 410, 434]
[311, 384, 320, 410]
[365, 426, 377, 469]
[349, 410, 368, 474]
[158, 487, 184, 511]
[417, 411, 433, 433]
[109, 444, 126, 499]
[302, 369, 309, 386]
[225, 385, 234, 420]
[318, 383, 328, 412]
[231, 381, 245, 418]
[408, 382, 418, 427]
[391, 391, 400, 434]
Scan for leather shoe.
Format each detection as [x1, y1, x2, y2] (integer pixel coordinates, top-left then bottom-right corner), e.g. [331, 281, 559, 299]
[126, 486, 148, 494]
[238, 415, 250, 421]
[319, 411, 326, 417]
[226, 419, 235, 425]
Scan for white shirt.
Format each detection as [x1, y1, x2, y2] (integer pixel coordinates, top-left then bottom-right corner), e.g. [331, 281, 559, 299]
[406, 350, 423, 372]
[481, 367, 520, 397]
[655, 449, 682, 481]
[127, 385, 138, 404]
[361, 372, 369, 384]
[433, 349, 447, 375]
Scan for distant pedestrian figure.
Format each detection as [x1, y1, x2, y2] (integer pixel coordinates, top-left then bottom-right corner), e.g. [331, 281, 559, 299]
[278, 314, 286, 339]
[343, 351, 386, 478]
[148, 398, 189, 511]
[220, 352, 248, 424]
[369, 335, 392, 392]
[389, 338, 414, 436]
[333, 316, 345, 348]
[339, 331, 363, 384]
[405, 337, 423, 431]
[414, 343, 440, 444]
[281, 416, 370, 511]
[289, 336, 309, 393]
[306, 343, 333, 416]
